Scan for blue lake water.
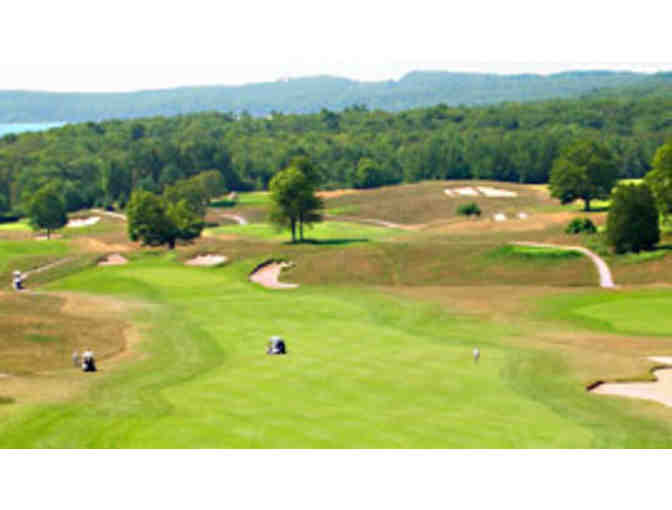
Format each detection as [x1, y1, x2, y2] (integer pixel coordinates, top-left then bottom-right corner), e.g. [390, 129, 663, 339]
[0, 122, 66, 138]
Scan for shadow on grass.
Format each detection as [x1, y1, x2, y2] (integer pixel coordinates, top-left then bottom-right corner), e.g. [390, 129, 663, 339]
[283, 238, 370, 246]
[210, 199, 237, 208]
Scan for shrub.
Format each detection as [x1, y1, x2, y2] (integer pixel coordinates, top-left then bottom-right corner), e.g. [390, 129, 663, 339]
[565, 218, 597, 234]
[607, 183, 660, 254]
[457, 202, 482, 217]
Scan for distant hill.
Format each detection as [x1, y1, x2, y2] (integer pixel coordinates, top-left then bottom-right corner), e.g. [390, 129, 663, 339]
[2, 70, 672, 123]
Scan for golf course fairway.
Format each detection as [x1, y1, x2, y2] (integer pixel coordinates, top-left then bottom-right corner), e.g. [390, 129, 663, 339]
[2, 252, 672, 448]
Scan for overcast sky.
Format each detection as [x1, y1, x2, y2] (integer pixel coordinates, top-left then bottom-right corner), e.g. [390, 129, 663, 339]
[3, 0, 671, 92]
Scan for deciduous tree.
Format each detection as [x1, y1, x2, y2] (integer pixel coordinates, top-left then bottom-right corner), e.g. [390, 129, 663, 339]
[549, 140, 619, 211]
[27, 182, 67, 239]
[607, 183, 660, 253]
[269, 165, 323, 243]
[644, 141, 672, 219]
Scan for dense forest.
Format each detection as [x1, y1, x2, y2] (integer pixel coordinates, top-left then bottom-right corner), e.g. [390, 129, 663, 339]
[1, 82, 671, 215]
[2, 71, 672, 123]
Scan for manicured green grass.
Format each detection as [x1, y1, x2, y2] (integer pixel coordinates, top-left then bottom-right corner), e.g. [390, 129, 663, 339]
[205, 221, 401, 243]
[0, 239, 69, 275]
[617, 249, 670, 264]
[577, 297, 672, 337]
[237, 191, 271, 206]
[539, 288, 672, 336]
[1, 253, 672, 447]
[489, 245, 582, 260]
[0, 220, 31, 231]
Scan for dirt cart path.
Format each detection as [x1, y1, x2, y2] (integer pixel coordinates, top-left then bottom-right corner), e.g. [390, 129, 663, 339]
[91, 209, 127, 221]
[218, 214, 248, 225]
[511, 242, 615, 288]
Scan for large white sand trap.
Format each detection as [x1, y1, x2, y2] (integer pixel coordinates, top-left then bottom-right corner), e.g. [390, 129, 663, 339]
[67, 216, 100, 228]
[477, 186, 518, 198]
[443, 189, 455, 197]
[453, 187, 479, 196]
[250, 262, 298, 289]
[185, 254, 228, 267]
[493, 213, 507, 222]
[591, 357, 672, 408]
[98, 254, 128, 266]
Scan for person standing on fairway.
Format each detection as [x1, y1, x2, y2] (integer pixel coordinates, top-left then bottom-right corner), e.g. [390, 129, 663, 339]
[12, 270, 24, 291]
[473, 347, 480, 363]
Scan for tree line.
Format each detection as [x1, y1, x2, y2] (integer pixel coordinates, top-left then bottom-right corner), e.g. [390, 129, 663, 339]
[1, 87, 671, 218]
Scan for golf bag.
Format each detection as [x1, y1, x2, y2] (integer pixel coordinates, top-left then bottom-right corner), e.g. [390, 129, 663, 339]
[267, 338, 287, 355]
[82, 356, 97, 372]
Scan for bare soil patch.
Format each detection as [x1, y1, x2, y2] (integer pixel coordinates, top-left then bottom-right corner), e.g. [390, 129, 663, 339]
[317, 189, 361, 199]
[74, 237, 132, 253]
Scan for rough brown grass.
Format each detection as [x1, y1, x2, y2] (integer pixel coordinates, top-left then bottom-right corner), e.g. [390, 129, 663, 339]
[0, 292, 127, 375]
[324, 180, 557, 225]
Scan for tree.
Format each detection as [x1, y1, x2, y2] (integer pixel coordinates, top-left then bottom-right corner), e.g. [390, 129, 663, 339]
[126, 190, 203, 249]
[456, 202, 481, 217]
[27, 182, 67, 239]
[269, 165, 323, 243]
[565, 217, 597, 234]
[163, 178, 209, 217]
[549, 140, 619, 211]
[352, 158, 386, 189]
[607, 183, 660, 253]
[644, 141, 672, 219]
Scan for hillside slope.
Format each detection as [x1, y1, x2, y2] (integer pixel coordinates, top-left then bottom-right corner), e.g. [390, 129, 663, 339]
[1, 70, 671, 122]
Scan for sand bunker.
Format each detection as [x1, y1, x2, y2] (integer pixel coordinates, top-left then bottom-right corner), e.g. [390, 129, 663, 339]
[591, 357, 672, 408]
[67, 216, 100, 228]
[250, 261, 298, 289]
[493, 213, 507, 222]
[477, 186, 518, 198]
[185, 254, 228, 267]
[518, 212, 529, 220]
[453, 187, 479, 196]
[98, 254, 128, 266]
[444, 186, 518, 198]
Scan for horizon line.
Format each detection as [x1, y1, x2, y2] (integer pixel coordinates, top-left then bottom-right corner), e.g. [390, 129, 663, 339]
[1, 67, 670, 95]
